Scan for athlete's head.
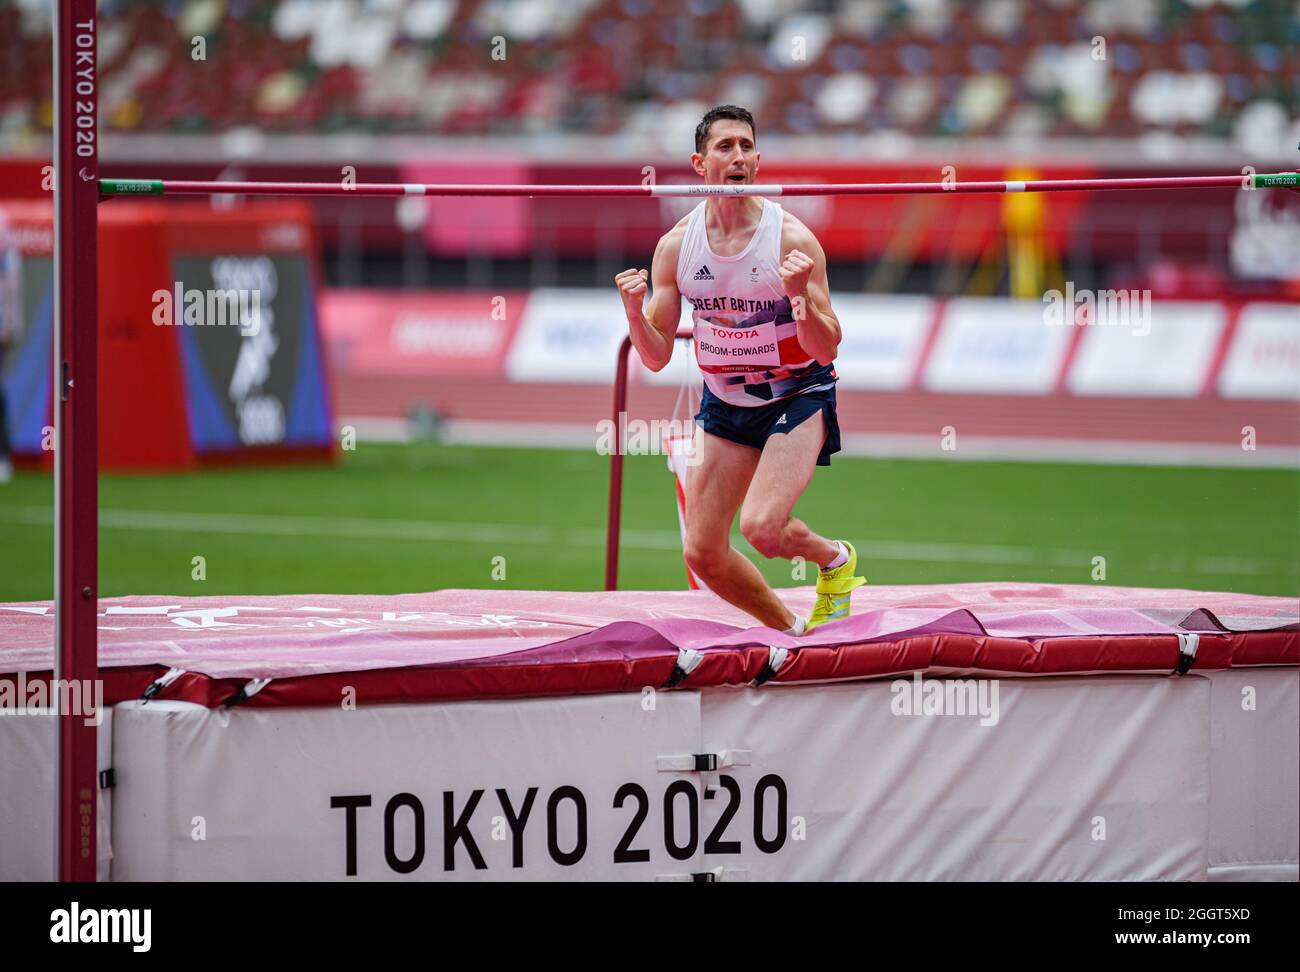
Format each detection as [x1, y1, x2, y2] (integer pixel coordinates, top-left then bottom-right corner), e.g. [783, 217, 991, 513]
[692, 105, 759, 186]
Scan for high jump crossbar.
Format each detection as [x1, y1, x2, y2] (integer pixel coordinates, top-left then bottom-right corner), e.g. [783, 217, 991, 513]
[100, 173, 1299, 198]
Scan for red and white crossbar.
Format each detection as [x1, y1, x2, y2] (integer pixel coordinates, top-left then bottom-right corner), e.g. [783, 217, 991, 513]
[100, 172, 1300, 198]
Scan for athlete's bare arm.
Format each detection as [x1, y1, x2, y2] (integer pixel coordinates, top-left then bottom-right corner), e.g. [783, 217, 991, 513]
[779, 213, 841, 365]
[615, 216, 689, 372]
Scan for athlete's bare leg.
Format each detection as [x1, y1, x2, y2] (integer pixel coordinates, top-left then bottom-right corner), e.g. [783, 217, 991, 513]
[738, 411, 840, 568]
[683, 428, 799, 631]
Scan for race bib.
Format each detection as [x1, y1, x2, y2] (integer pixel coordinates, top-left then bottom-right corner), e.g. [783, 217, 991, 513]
[695, 319, 781, 371]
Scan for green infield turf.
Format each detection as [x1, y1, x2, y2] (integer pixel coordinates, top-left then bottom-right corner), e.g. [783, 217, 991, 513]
[0, 442, 1295, 601]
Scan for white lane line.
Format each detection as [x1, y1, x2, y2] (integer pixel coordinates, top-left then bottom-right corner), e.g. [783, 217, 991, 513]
[0, 507, 1289, 576]
[339, 417, 1300, 469]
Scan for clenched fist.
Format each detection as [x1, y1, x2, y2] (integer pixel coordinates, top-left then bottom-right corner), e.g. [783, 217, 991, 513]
[779, 249, 814, 299]
[615, 268, 649, 315]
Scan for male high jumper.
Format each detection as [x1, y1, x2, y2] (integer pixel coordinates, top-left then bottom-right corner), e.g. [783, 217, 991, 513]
[615, 105, 864, 635]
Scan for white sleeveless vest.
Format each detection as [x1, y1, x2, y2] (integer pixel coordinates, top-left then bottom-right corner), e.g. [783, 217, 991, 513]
[675, 198, 835, 407]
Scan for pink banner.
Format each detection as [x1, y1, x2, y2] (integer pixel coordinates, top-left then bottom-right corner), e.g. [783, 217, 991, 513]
[320, 288, 523, 378]
[399, 160, 531, 257]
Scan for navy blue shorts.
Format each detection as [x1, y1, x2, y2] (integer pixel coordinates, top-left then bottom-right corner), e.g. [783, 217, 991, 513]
[694, 384, 842, 466]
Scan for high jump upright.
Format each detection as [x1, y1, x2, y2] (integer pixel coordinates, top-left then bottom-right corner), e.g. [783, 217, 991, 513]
[53, 0, 100, 882]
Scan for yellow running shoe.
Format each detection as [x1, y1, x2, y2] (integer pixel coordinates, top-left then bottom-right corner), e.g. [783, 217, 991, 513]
[805, 541, 867, 632]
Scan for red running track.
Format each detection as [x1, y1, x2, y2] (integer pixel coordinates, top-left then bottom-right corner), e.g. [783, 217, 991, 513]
[335, 375, 1300, 449]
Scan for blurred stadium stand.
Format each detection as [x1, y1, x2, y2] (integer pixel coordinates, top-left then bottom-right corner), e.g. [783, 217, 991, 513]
[2, 0, 1297, 149]
[4, 0, 1298, 295]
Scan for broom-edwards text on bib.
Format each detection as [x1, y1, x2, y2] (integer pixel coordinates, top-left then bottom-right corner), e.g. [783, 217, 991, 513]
[694, 319, 781, 371]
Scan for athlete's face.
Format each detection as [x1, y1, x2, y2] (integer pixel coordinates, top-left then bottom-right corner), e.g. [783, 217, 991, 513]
[693, 120, 759, 185]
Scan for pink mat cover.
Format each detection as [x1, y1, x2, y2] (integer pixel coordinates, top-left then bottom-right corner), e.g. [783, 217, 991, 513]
[1, 583, 1294, 683]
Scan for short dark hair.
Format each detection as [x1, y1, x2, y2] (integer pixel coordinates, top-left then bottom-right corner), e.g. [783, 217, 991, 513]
[695, 105, 756, 154]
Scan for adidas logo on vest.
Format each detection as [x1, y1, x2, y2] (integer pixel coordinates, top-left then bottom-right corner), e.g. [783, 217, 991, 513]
[693, 265, 714, 281]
